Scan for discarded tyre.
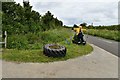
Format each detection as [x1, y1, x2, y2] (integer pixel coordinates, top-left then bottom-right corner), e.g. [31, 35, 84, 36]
[43, 44, 66, 57]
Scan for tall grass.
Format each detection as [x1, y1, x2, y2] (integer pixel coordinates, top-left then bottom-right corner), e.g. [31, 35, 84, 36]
[2, 28, 93, 62]
[7, 28, 73, 49]
[40, 28, 72, 43]
[84, 29, 120, 41]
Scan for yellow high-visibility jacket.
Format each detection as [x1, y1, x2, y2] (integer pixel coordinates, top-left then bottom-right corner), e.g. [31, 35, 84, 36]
[73, 26, 87, 35]
[73, 28, 81, 35]
[73, 26, 82, 35]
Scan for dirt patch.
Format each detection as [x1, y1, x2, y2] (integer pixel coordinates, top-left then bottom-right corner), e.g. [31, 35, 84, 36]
[49, 44, 61, 49]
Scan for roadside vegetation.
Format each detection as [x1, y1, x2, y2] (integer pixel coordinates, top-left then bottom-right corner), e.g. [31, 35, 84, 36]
[2, 43, 93, 63]
[2, 28, 93, 62]
[7, 28, 72, 50]
[2, 1, 64, 49]
[1, 1, 93, 62]
[84, 29, 119, 42]
[80, 23, 120, 42]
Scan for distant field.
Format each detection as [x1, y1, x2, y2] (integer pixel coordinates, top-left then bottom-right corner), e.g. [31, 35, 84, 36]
[84, 29, 120, 42]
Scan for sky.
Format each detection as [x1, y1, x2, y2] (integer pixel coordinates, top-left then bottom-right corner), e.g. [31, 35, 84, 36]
[14, 0, 119, 26]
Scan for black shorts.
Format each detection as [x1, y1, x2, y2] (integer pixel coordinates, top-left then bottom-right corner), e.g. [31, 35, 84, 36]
[78, 32, 83, 38]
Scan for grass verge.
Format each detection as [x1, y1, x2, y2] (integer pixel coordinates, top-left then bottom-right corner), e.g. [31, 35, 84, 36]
[84, 29, 120, 42]
[2, 43, 93, 63]
[2, 28, 93, 63]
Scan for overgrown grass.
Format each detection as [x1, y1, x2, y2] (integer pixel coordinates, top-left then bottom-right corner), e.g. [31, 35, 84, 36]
[2, 43, 93, 63]
[2, 28, 93, 63]
[84, 29, 120, 42]
[7, 28, 73, 49]
[39, 28, 72, 43]
[0, 53, 2, 59]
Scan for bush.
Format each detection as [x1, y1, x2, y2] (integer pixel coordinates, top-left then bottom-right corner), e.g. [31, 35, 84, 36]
[85, 29, 120, 42]
[25, 33, 40, 44]
[86, 25, 120, 31]
[7, 35, 29, 49]
[6, 28, 73, 49]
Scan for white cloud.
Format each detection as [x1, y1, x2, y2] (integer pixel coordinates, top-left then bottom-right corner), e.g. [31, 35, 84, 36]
[14, 0, 119, 26]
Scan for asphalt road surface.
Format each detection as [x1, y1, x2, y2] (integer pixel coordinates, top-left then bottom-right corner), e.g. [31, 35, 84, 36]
[85, 35, 119, 57]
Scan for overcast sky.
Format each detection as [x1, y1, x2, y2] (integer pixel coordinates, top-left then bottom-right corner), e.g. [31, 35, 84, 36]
[14, 0, 119, 26]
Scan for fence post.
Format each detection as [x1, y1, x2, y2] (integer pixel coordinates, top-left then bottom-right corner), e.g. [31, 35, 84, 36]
[4, 31, 7, 48]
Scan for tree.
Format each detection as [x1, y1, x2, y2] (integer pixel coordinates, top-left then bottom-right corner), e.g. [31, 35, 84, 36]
[41, 11, 63, 31]
[2, 1, 63, 34]
[80, 22, 87, 27]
